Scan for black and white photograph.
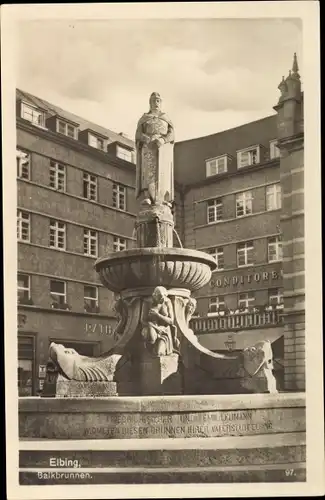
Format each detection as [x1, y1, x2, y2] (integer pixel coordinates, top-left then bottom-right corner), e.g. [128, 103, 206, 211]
[2, 2, 323, 499]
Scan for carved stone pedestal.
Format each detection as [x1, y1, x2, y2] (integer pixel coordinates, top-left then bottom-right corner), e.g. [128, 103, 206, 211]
[135, 203, 174, 248]
[139, 352, 182, 396]
[43, 249, 279, 397]
[56, 380, 118, 398]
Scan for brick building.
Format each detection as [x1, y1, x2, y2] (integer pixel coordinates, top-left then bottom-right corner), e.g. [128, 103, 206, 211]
[16, 55, 304, 394]
[17, 89, 137, 396]
[175, 54, 304, 391]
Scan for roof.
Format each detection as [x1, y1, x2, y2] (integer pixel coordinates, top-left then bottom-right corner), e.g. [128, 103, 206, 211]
[16, 88, 135, 150]
[17, 88, 279, 187]
[174, 114, 278, 186]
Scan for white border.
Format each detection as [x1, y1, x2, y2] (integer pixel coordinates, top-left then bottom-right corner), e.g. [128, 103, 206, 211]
[2, 2, 323, 499]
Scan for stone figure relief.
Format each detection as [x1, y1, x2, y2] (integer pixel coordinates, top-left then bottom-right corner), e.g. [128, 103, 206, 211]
[184, 297, 197, 325]
[47, 342, 121, 382]
[112, 297, 128, 342]
[243, 340, 278, 394]
[135, 92, 174, 206]
[141, 286, 180, 357]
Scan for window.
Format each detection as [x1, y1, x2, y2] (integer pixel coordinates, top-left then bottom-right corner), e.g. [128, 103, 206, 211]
[21, 102, 45, 127]
[207, 247, 224, 271]
[49, 220, 66, 250]
[17, 210, 30, 241]
[113, 237, 126, 252]
[83, 173, 97, 201]
[268, 236, 283, 262]
[50, 161, 66, 191]
[113, 184, 126, 211]
[268, 288, 284, 306]
[208, 296, 225, 313]
[18, 274, 30, 303]
[17, 149, 30, 179]
[237, 241, 254, 267]
[84, 285, 99, 312]
[50, 280, 66, 305]
[236, 191, 253, 217]
[57, 120, 77, 139]
[84, 229, 98, 257]
[18, 358, 33, 396]
[238, 292, 255, 309]
[116, 146, 132, 162]
[266, 183, 282, 211]
[18, 335, 35, 396]
[237, 146, 260, 168]
[206, 156, 227, 177]
[270, 140, 280, 159]
[88, 133, 104, 150]
[207, 199, 223, 224]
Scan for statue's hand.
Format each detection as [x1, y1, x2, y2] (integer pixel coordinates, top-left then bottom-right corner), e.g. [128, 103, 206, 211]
[141, 134, 151, 144]
[153, 137, 165, 147]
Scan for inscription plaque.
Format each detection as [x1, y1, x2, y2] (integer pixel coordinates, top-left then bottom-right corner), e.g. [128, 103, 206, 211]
[34, 407, 303, 439]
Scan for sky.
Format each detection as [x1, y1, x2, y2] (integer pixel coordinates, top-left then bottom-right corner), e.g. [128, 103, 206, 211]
[17, 18, 303, 142]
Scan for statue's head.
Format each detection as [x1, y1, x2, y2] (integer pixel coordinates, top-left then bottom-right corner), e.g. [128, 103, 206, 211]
[152, 286, 168, 303]
[149, 92, 162, 112]
[186, 297, 197, 316]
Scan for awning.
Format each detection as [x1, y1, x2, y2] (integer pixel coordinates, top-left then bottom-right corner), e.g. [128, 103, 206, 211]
[197, 327, 284, 351]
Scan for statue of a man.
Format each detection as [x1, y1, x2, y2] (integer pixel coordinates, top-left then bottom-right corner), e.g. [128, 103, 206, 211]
[135, 92, 174, 206]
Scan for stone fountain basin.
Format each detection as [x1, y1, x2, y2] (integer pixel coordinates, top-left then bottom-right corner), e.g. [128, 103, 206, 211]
[95, 248, 216, 293]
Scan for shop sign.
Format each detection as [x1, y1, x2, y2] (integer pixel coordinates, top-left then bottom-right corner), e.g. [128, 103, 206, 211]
[85, 323, 114, 335]
[211, 270, 282, 289]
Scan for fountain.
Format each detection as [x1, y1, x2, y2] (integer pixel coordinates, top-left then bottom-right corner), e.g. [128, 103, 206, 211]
[39, 91, 279, 398]
[19, 93, 305, 482]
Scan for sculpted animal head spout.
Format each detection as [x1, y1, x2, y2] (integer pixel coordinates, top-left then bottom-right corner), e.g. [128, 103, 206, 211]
[149, 92, 162, 112]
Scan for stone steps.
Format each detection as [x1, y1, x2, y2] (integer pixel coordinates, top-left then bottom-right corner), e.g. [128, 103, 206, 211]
[19, 433, 306, 484]
[19, 393, 306, 440]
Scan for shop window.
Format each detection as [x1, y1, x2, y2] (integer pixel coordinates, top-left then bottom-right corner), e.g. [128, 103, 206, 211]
[18, 335, 35, 397]
[84, 285, 99, 313]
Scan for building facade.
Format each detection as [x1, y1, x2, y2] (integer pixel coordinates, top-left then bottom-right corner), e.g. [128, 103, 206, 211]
[174, 54, 304, 391]
[16, 55, 304, 394]
[16, 89, 137, 396]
